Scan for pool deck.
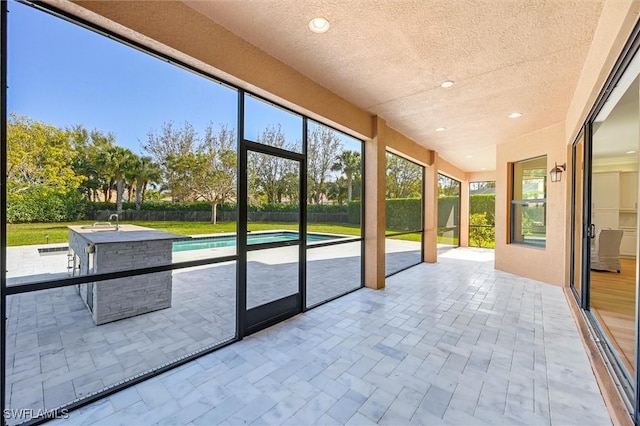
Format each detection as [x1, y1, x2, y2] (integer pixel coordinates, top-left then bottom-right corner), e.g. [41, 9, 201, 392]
[4, 235, 420, 423]
[43, 248, 610, 426]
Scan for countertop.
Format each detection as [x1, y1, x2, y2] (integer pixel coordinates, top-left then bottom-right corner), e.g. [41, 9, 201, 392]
[68, 224, 184, 244]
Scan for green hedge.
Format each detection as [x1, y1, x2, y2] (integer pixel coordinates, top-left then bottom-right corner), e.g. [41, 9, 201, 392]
[386, 198, 422, 231]
[437, 195, 459, 228]
[87, 201, 349, 214]
[346, 198, 422, 230]
[11, 192, 495, 226]
[87, 201, 223, 212]
[469, 194, 495, 225]
[348, 201, 361, 224]
[7, 189, 88, 223]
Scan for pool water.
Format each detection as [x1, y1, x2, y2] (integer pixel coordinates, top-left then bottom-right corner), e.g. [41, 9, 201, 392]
[172, 231, 340, 252]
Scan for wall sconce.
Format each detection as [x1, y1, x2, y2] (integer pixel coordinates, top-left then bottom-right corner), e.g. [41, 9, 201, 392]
[549, 162, 566, 183]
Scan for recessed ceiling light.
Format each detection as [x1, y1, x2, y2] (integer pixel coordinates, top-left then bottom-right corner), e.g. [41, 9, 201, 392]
[508, 112, 523, 119]
[481, 168, 487, 170]
[308, 17, 330, 33]
[441, 81, 454, 88]
[435, 127, 446, 132]
[465, 155, 473, 159]
[627, 150, 636, 154]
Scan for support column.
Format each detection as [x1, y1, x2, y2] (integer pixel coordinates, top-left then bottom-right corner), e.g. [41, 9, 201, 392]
[364, 117, 386, 289]
[424, 155, 438, 263]
[460, 177, 470, 247]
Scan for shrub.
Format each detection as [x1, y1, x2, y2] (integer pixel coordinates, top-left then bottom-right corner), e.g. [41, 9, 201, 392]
[347, 201, 361, 224]
[7, 189, 88, 223]
[386, 198, 422, 231]
[469, 212, 495, 248]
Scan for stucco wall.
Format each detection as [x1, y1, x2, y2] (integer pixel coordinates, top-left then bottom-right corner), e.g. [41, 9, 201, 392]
[468, 171, 497, 182]
[495, 123, 567, 286]
[497, 0, 639, 286]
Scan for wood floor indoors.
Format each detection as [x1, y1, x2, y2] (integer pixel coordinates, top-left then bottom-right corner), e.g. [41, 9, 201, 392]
[590, 257, 636, 375]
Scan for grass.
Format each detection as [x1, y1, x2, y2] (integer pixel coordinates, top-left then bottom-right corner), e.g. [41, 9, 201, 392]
[437, 235, 460, 245]
[385, 232, 422, 242]
[6, 221, 363, 247]
[7, 221, 493, 248]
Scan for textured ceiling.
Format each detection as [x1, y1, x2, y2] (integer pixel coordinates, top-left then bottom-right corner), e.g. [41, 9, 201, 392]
[184, 0, 604, 172]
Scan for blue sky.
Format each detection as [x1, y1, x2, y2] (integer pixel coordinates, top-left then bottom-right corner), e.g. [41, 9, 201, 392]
[7, 0, 359, 155]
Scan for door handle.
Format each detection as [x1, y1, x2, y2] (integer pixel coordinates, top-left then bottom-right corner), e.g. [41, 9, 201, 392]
[587, 223, 596, 239]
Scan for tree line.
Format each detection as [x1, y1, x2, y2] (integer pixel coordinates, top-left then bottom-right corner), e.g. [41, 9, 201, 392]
[7, 114, 428, 224]
[7, 114, 375, 223]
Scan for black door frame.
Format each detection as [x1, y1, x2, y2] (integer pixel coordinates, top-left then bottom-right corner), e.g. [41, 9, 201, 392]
[239, 140, 306, 336]
[570, 18, 640, 421]
[569, 127, 591, 309]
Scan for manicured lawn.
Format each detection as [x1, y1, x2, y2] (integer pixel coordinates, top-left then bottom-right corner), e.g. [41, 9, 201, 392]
[386, 232, 422, 242]
[437, 235, 459, 245]
[6, 221, 362, 247]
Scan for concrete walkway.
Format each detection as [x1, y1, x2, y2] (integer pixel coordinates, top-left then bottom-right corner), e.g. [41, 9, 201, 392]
[43, 248, 610, 425]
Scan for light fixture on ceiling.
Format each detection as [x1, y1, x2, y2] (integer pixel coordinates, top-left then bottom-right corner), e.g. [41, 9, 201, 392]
[627, 150, 637, 154]
[549, 162, 566, 183]
[508, 112, 523, 119]
[481, 168, 487, 171]
[441, 81, 454, 88]
[435, 127, 446, 132]
[465, 155, 473, 159]
[308, 17, 330, 33]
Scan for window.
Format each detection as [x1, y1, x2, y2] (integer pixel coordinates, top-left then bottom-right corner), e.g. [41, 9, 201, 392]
[510, 156, 547, 247]
[438, 174, 461, 248]
[385, 152, 424, 276]
[469, 181, 495, 248]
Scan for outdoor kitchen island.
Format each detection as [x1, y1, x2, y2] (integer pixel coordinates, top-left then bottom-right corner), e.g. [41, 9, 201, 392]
[68, 224, 183, 325]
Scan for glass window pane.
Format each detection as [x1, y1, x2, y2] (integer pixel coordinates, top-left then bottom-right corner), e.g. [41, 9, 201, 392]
[244, 95, 303, 153]
[590, 71, 639, 384]
[307, 121, 362, 237]
[469, 181, 496, 248]
[5, 264, 236, 420]
[385, 153, 423, 233]
[438, 174, 461, 248]
[304, 122, 363, 307]
[511, 156, 547, 246]
[247, 246, 299, 309]
[306, 241, 362, 307]
[7, 0, 239, 285]
[247, 151, 300, 238]
[385, 232, 422, 276]
[513, 157, 547, 200]
[511, 202, 546, 247]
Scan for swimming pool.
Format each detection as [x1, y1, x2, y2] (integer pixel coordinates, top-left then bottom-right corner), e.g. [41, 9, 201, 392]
[172, 231, 343, 252]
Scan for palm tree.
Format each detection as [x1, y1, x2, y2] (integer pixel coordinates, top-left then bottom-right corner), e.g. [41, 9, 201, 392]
[129, 156, 161, 210]
[326, 177, 348, 205]
[90, 131, 118, 202]
[331, 150, 361, 202]
[101, 146, 136, 212]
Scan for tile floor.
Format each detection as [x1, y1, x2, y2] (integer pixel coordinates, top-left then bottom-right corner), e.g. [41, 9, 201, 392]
[5, 238, 421, 423]
[40, 248, 610, 425]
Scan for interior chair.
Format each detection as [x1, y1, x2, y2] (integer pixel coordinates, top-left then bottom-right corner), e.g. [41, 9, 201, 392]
[590, 229, 624, 273]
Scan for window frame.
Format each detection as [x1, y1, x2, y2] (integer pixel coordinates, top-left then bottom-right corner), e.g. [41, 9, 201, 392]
[509, 155, 548, 248]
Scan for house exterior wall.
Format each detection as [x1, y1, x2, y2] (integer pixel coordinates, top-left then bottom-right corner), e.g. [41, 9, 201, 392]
[495, 0, 640, 286]
[495, 123, 567, 286]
